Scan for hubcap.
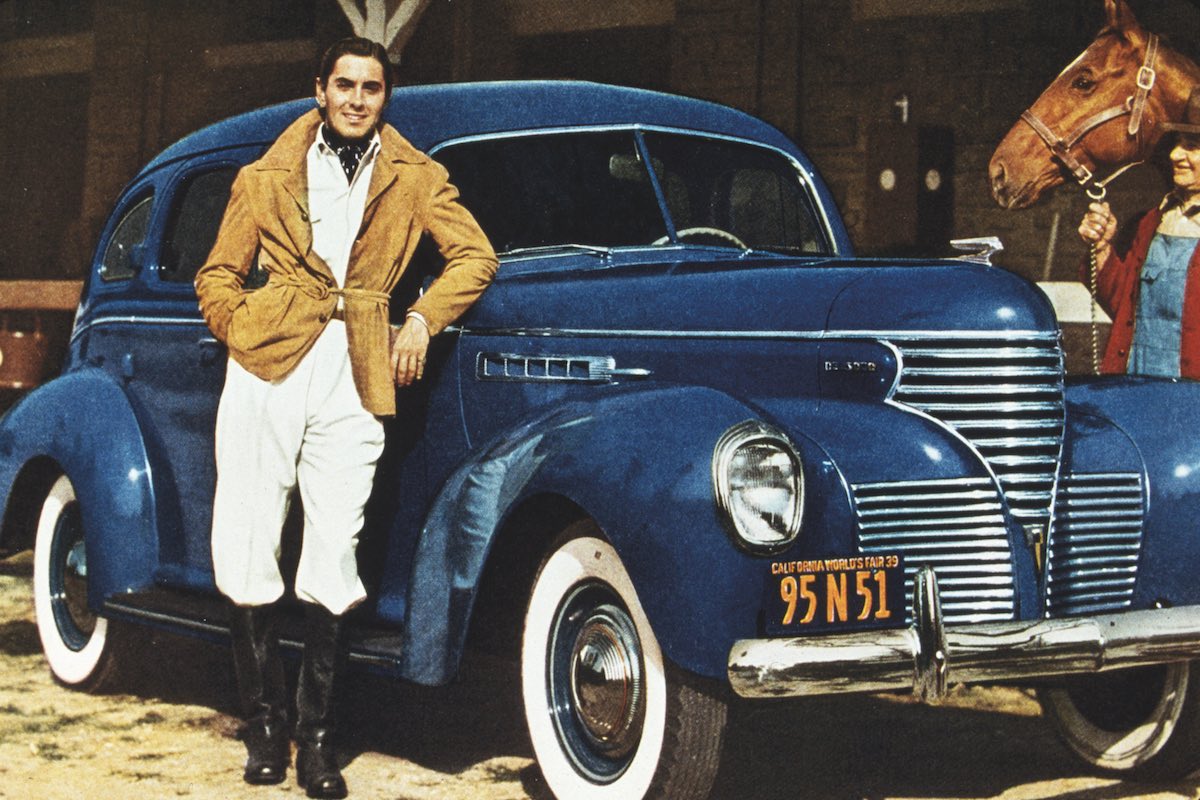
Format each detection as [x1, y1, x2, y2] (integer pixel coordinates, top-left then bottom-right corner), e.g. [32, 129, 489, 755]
[548, 581, 646, 782]
[50, 502, 95, 651]
[570, 607, 644, 758]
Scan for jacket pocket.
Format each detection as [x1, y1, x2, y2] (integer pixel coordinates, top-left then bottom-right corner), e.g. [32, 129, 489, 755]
[227, 284, 298, 353]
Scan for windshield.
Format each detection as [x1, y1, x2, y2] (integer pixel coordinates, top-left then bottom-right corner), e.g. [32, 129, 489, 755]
[434, 129, 829, 257]
[641, 131, 828, 254]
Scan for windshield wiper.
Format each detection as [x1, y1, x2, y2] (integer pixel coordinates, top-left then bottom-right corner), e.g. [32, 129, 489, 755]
[502, 244, 612, 260]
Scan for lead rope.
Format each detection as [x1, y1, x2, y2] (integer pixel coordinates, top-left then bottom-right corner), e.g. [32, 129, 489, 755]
[1084, 160, 1144, 375]
[1089, 238, 1102, 375]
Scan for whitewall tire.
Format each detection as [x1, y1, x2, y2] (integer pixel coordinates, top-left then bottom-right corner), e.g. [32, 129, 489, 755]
[1041, 662, 1200, 780]
[521, 528, 727, 800]
[33, 474, 118, 690]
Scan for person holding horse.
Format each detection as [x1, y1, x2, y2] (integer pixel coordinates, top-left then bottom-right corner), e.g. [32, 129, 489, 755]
[1078, 88, 1200, 378]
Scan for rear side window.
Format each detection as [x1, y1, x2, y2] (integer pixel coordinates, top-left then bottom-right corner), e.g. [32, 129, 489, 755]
[160, 167, 239, 284]
[99, 195, 153, 282]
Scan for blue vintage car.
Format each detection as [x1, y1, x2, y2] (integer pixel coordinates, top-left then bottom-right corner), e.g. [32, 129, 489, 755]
[5, 81, 1200, 798]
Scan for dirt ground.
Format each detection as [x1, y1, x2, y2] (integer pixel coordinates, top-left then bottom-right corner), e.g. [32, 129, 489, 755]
[1, 552, 1198, 800]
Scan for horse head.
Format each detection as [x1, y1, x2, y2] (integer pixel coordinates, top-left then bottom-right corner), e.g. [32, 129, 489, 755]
[989, 0, 1197, 209]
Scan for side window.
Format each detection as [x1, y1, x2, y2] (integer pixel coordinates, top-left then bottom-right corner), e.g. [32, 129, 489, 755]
[160, 166, 240, 284]
[99, 195, 153, 283]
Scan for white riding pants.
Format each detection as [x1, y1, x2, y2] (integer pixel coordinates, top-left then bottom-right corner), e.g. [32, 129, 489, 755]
[211, 321, 385, 614]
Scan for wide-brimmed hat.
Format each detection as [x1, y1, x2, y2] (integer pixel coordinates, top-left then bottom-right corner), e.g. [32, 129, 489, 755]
[1162, 87, 1200, 137]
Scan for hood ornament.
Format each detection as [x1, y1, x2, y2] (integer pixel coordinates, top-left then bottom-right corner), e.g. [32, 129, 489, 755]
[951, 236, 1004, 265]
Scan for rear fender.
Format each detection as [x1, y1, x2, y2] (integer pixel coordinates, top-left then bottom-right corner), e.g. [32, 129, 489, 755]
[0, 370, 158, 607]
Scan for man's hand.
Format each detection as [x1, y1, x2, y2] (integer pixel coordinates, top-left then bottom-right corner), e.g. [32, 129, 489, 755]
[1078, 201, 1117, 267]
[390, 317, 431, 386]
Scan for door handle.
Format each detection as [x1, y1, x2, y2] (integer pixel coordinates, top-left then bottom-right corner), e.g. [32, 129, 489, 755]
[197, 337, 224, 366]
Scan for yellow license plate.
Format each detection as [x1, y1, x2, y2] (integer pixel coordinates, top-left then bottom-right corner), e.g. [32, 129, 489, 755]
[763, 554, 904, 634]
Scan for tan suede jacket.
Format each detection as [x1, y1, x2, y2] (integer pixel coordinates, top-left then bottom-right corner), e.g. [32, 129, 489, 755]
[194, 108, 497, 416]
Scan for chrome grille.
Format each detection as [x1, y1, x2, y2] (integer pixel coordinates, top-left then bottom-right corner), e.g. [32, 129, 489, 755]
[854, 477, 1015, 623]
[1046, 472, 1144, 617]
[890, 335, 1066, 529]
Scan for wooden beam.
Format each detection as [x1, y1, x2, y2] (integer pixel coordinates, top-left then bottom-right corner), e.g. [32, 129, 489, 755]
[0, 281, 84, 311]
[0, 32, 93, 79]
[497, 0, 674, 36]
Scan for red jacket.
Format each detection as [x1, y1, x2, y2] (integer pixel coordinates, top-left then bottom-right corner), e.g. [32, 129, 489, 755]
[1087, 206, 1200, 378]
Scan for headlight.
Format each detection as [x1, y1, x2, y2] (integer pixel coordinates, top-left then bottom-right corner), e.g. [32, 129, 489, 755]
[712, 420, 804, 552]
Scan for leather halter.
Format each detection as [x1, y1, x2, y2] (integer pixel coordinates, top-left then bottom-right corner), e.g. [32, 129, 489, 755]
[1020, 34, 1160, 190]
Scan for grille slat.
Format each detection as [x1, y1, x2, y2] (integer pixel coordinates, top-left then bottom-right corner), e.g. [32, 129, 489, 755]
[970, 436, 1063, 449]
[860, 514, 1006, 530]
[913, 401, 1065, 414]
[1052, 555, 1139, 568]
[902, 366, 1063, 378]
[1047, 473, 1145, 616]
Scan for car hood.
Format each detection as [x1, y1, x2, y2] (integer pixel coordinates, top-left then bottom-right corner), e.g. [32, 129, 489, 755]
[461, 255, 1058, 336]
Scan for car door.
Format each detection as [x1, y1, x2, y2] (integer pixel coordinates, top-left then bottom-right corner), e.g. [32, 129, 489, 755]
[119, 155, 255, 590]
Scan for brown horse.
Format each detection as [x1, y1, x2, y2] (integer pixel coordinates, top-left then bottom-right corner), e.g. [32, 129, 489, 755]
[989, 0, 1200, 209]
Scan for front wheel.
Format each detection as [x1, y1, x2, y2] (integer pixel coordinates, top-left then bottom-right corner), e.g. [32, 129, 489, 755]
[521, 528, 728, 800]
[1040, 662, 1200, 780]
[33, 474, 120, 690]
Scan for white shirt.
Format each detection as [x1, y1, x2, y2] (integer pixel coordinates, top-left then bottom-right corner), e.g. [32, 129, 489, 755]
[1157, 193, 1200, 237]
[306, 125, 381, 288]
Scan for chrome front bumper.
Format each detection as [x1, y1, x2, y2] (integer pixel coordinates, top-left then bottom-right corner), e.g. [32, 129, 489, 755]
[728, 566, 1200, 702]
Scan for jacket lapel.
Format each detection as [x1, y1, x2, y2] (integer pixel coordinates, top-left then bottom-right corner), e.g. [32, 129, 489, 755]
[358, 156, 398, 235]
[253, 108, 336, 280]
[355, 123, 427, 241]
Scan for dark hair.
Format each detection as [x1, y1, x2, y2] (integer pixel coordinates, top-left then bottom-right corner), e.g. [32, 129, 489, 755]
[317, 37, 393, 96]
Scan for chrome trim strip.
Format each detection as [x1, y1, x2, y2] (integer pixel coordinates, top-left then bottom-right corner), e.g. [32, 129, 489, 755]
[71, 314, 207, 344]
[728, 568, 1200, 701]
[456, 326, 1059, 342]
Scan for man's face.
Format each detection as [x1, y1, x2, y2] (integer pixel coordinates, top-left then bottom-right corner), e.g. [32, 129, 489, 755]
[315, 54, 386, 141]
[1170, 137, 1200, 198]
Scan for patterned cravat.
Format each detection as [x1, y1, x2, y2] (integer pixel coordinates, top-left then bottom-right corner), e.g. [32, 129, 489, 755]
[321, 126, 369, 183]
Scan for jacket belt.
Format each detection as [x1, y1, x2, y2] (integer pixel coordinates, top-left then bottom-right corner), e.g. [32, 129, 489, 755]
[271, 276, 390, 321]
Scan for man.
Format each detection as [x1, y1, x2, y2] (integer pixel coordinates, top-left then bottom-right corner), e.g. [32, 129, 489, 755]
[1078, 88, 1200, 378]
[194, 38, 496, 799]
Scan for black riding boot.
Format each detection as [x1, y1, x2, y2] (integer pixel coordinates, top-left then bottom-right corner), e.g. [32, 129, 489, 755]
[229, 603, 290, 785]
[295, 602, 348, 799]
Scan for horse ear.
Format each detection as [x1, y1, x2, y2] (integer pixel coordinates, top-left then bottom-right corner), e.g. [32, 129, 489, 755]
[1103, 0, 1146, 41]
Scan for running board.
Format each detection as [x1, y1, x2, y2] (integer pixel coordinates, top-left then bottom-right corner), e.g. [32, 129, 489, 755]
[104, 588, 405, 672]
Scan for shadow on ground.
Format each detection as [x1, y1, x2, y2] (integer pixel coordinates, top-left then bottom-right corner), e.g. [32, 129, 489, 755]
[6, 545, 1196, 800]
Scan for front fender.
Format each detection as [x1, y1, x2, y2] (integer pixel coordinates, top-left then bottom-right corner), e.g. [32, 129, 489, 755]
[400, 385, 772, 684]
[0, 369, 158, 607]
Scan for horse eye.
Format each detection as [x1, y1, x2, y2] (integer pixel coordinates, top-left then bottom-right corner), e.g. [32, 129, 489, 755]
[1071, 74, 1096, 92]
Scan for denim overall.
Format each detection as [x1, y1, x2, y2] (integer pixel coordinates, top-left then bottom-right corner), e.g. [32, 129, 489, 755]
[1129, 234, 1200, 377]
